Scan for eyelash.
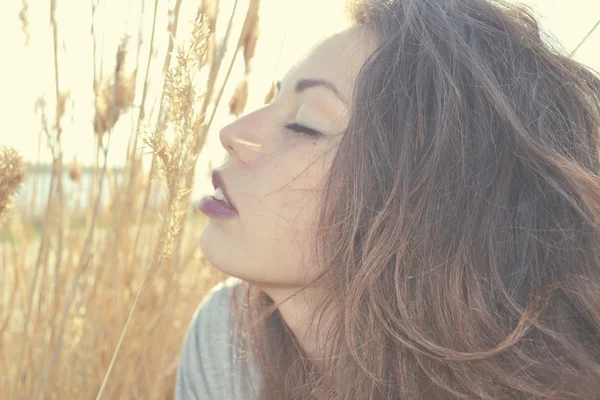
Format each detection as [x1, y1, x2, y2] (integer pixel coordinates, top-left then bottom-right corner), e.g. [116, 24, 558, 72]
[284, 122, 323, 137]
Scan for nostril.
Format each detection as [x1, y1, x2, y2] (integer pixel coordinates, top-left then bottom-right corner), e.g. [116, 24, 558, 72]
[224, 144, 237, 160]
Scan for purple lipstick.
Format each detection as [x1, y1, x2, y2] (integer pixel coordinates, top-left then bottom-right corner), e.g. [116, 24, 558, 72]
[197, 170, 238, 219]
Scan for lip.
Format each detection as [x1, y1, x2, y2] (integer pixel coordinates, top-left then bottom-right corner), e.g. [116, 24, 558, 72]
[211, 169, 237, 211]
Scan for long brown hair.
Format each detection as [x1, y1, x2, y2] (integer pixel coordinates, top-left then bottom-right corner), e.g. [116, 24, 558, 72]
[235, 0, 600, 398]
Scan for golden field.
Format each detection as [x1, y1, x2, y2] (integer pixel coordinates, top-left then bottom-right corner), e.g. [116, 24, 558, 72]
[0, 0, 261, 398]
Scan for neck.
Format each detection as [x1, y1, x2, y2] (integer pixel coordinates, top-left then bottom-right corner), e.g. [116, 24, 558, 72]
[259, 284, 332, 368]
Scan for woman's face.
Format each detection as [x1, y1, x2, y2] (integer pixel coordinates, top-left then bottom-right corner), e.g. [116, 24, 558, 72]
[199, 27, 371, 289]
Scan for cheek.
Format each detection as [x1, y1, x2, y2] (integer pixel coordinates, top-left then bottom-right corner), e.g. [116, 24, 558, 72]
[201, 142, 337, 287]
[272, 150, 337, 272]
[272, 146, 333, 226]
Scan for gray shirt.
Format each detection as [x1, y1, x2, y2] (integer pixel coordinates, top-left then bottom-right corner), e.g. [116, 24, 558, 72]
[175, 278, 261, 400]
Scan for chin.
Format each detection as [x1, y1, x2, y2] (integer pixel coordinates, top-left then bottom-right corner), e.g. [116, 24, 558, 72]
[199, 222, 255, 283]
[199, 219, 313, 289]
[200, 221, 237, 274]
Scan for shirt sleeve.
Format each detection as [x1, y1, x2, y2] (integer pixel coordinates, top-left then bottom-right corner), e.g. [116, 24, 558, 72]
[175, 279, 241, 400]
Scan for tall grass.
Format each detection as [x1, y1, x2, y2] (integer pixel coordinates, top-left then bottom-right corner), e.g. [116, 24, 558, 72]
[0, 0, 261, 398]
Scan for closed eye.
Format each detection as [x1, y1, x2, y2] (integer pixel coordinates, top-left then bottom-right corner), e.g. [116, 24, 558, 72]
[284, 122, 323, 137]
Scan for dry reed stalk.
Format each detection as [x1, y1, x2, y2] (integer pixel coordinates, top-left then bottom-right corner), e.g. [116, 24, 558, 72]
[129, 0, 182, 266]
[0, 150, 24, 349]
[89, 0, 101, 222]
[29, 5, 69, 395]
[229, 77, 249, 116]
[2, 0, 259, 397]
[198, 0, 223, 118]
[50, 156, 66, 367]
[89, 35, 131, 233]
[126, 0, 160, 145]
[9, 0, 67, 389]
[33, 37, 128, 400]
[18, 0, 29, 45]
[95, 10, 210, 398]
[169, 0, 260, 266]
[0, 243, 18, 337]
[93, 71, 135, 137]
[55, 91, 70, 135]
[208, 0, 259, 127]
[0, 147, 25, 221]
[172, 0, 251, 265]
[26, 128, 43, 225]
[143, 0, 239, 269]
[227, 0, 260, 117]
[124, 3, 145, 165]
[264, 80, 277, 104]
[68, 157, 82, 183]
[240, 0, 260, 74]
[121, 0, 181, 246]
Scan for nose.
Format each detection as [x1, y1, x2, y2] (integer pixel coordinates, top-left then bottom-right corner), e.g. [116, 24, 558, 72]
[219, 108, 271, 166]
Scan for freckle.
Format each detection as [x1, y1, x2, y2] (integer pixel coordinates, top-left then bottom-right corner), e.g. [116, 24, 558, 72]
[313, 141, 317, 145]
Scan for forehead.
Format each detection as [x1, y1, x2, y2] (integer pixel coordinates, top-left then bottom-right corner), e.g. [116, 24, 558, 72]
[281, 27, 373, 103]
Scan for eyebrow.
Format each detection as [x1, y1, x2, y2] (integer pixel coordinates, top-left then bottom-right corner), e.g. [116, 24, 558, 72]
[277, 79, 347, 104]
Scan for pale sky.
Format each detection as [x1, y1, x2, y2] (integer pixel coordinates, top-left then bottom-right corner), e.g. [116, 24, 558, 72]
[1, 0, 599, 197]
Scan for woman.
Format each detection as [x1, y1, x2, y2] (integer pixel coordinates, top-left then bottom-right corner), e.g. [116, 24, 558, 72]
[177, 0, 600, 398]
